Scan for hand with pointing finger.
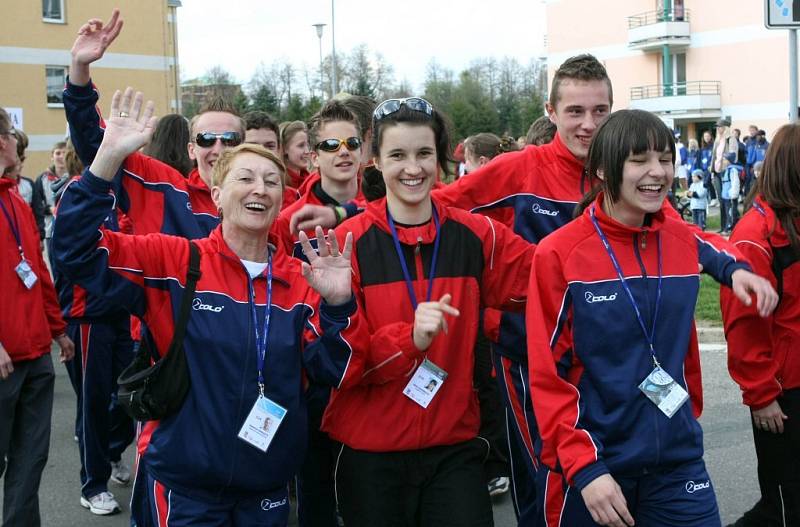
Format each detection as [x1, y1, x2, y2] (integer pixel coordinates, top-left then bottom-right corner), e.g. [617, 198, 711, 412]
[413, 294, 460, 351]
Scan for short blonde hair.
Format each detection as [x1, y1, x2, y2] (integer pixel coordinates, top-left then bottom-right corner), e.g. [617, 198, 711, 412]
[211, 143, 286, 188]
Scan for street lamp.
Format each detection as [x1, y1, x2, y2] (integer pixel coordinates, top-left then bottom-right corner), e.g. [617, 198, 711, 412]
[312, 23, 326, 99]
[331, 0, 338, 95]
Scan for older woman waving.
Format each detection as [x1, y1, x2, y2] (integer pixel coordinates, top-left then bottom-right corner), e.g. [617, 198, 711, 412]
[52, 89, 370, 527]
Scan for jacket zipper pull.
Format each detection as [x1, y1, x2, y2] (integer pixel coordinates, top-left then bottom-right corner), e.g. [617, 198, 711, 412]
[415, 236, 423, 255]
[641, 230, 647, 250]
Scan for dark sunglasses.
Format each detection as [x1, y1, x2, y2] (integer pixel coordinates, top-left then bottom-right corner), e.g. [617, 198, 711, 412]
[195, 131, 242, 148]
[373, 97, 434, 121]
[315, 137, 362, 153]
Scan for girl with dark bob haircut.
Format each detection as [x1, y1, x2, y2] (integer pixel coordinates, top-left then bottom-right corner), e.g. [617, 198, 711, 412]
[721, 123, 800, 527]
[528, 109, 776, 527]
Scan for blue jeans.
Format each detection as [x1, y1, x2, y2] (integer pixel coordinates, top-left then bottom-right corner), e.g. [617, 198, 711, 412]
[692, 209, 706, 230]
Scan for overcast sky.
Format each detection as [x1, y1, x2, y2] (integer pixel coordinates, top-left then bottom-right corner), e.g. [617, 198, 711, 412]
[176, 0, 547, 94]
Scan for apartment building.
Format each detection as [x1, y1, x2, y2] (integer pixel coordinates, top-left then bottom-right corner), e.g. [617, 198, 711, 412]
[546, 0, 796, 141]
[0, 0, 181, 173]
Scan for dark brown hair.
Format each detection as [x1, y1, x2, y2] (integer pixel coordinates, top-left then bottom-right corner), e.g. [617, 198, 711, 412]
[308, 100, 361, 147]
[752, 123, 800, 254]
[575, 109, 675, 217]
[549, 54, 613, 108]
[464, 133, 519, 161]
[526, 115, 557, 146]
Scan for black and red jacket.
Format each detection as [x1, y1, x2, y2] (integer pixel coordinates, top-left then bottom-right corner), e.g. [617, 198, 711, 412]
[721, 197, 800, 409]
[322, 196, 535, 451]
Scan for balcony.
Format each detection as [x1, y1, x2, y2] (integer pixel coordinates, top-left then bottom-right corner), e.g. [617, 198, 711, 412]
[627, 9, 691, 51]
[629, 81, 722, 120]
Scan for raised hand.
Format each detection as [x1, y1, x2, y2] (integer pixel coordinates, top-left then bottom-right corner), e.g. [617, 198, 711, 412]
[89, 88, 157, 181]
[299, 227, 354, 306]
[730, 269, 778, 318]
[70, 9, 123, 86]
[412, 294, 460, 351]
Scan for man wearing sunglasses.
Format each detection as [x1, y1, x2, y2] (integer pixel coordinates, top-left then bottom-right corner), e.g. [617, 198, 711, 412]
[281, 101, 365, 258]
[278, 100, 365, 527]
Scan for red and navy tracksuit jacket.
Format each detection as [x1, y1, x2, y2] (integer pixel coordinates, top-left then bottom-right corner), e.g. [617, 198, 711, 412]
[322, 196, 534, 451]
[526, 193, 749, 492]
[51, 171, 381, 500]
[0, 177, 65, 362]
[722, 197, 800, 408]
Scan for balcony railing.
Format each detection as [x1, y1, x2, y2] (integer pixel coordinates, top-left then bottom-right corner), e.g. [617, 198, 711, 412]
[630, 81, 720, 100]
[628, 8, 690, 29]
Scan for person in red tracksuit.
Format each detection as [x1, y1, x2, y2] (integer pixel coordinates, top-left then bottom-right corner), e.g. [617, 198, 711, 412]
[527, 110, 776, 527]
[721, 123, 800, 527]
[323, 97, 535, 527]
[280, 121, 311, 190]
[0, 107, 75, 527]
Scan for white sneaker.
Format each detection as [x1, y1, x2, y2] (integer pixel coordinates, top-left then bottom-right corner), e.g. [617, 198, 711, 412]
[110, 461, 131, 485]
[80, 491, 121, 515]
[488, 476, 510, 496]
[709, 199, 719, 207]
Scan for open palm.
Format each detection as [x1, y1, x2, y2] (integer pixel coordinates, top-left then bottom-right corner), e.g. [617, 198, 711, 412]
[71, 9, 123, 65]
[103, 88, 157, 159]
[299, 228, 354, 306]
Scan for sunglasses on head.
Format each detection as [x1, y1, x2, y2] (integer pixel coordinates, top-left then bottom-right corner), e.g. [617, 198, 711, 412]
[315, 137, 362, 153]
[195, 131, 242, 148]
[373, 97, 434, 121]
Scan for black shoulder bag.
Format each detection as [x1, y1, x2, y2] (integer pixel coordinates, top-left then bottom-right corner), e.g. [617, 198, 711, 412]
[117, 240, 201, 421]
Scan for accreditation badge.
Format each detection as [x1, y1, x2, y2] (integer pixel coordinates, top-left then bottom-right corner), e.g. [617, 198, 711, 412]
[15, 259, 37, 289]
[238, 395, 287, 452]
[638, 366, 689, 418]
[403, 358, 448, 409]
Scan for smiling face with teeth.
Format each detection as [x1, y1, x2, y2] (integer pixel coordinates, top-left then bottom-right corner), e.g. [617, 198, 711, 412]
[375, 123, 438, 225]
[211, 150, 284, 243]
[605, 147, 674, 227]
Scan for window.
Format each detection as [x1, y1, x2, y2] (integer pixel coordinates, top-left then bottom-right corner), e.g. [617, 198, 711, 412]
[46, 66, 68, 106]
[42, 0, 64, 22]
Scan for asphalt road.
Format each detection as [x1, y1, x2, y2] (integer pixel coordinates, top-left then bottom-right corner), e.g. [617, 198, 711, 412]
[2, 339, 758, 526]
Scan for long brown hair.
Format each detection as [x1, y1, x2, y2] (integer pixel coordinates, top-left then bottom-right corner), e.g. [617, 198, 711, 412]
[753, 124, 800, 253]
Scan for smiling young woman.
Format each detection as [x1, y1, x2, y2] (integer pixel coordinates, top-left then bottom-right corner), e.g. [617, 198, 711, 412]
[526, 109, 777, 527]
[322, 98, 535, 527]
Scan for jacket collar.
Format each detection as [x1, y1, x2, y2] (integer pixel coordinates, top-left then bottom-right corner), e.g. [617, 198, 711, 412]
[188, 168, 210, 194]
[752, 196, 796, 248]
[548, 133, 593, 192]
[207, 224, 294, 285]
[583, 191, 667, 241]
[364, 195, 451, 245]
[0, 176, 15, 192]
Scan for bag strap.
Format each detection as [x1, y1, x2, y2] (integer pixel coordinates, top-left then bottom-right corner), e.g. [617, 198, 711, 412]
[163, 241, 202, 359]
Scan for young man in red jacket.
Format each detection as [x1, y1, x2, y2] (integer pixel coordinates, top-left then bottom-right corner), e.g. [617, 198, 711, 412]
[0, 107, 75, 527]
[431, 54, 612, 525]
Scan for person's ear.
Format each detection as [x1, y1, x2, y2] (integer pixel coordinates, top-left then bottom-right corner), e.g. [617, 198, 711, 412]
[188, 141, 197, 161]
[310, 150, 320, 169]
[596, 169, 605, 181]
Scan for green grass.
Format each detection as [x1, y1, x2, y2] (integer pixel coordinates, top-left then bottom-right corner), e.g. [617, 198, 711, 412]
[695, 274, 722, 325]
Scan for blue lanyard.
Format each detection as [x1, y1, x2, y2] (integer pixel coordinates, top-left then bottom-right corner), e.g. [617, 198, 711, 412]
[386, 203, 441, 310]
[247, 254, 273, 395]
[589, 205, 663, 367]
[0, 195, 24, 258]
